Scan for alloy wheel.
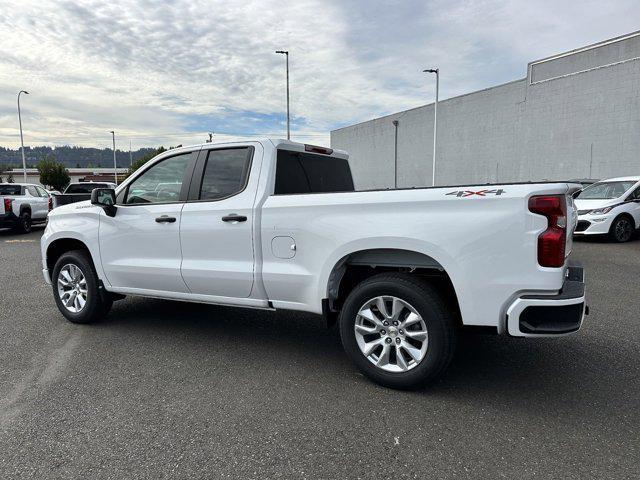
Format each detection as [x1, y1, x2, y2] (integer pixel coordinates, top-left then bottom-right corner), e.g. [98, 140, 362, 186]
[354, 296, 428, 373]
[615, 218, 632, 242]
[57, 264, 88, 313]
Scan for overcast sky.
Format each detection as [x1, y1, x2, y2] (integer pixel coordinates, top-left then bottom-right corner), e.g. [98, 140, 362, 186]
[0, 0, 638, 150]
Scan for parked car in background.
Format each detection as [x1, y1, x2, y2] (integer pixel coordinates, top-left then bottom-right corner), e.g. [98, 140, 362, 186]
[0, 183, 52, 233]
[574, 176, 640, 242]
[53, 182, 117, 208]
[41, 139, 586, 389]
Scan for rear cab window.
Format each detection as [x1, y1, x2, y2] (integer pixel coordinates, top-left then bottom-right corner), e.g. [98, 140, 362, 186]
[274, 149, 354, 195]
[0, 185, 23, 195]
[65, 184, 107, 194]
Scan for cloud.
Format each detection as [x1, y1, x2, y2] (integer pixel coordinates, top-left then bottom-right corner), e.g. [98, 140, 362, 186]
[0, 0, 637, 149]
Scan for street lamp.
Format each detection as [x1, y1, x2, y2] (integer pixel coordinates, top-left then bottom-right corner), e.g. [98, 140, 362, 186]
[275, 50, 290, 140]
[109, 131, 117, 185]
[423, 68, 439, 186]
[17, 90, 29, 182]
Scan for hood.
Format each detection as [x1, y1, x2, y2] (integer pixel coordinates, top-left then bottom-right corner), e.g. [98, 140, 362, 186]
[50, 199, 98, 216]
[574, 198, 621, 211]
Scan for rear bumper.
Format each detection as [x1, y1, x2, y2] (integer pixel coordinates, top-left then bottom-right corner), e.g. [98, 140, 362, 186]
[0, 212, 18, 228]
[506, 262, 587, 337]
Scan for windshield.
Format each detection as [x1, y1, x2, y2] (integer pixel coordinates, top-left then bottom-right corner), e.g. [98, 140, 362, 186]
[577, 181, 635, 200]
[0, 185, 22, 195]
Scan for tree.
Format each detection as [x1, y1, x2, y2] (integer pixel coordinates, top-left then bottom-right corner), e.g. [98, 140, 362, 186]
[126, 146, 167, 178]
[37, 155, 70, 191]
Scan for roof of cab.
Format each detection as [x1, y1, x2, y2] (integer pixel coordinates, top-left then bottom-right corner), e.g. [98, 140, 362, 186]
[166, 138, 348, 160]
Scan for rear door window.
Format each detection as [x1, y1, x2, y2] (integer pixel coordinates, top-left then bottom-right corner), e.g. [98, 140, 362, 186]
[198, 148, 252, 201]
[274, 150, 354, 194]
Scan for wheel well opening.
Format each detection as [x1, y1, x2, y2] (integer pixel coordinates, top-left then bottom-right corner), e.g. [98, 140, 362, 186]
[326, 249, 462, 327]
[616, 212, 636, 228]
[46, 238, 91, 272]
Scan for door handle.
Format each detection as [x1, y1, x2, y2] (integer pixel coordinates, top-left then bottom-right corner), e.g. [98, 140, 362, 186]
[155, 215, 176, 223]
[222, 214, 247, 223]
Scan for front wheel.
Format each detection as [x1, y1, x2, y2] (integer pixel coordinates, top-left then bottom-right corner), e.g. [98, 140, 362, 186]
[52, 250, 112, 323]
[609, 216, 634, 243]
[339, 273, 457, 389]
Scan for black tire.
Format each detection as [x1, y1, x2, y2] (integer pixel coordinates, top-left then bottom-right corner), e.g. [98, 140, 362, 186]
[13, 210, 32, 234]
[52, 250, 112, 324]
[609, 215, 634, 243]
[339, 273, 457, 390]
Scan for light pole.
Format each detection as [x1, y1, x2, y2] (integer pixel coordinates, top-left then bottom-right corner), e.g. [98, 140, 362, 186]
[110, 131, 117, 185]
[17, 90, 29, 182]
[392, 120, 399, 188]
[275, 50, 290, 140]
[423, 68, 439, 186]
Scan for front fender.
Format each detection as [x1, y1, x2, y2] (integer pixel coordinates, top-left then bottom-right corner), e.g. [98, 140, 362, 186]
[41, 208, 108, 286]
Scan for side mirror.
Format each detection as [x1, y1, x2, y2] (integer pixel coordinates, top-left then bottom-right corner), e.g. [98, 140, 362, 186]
[91, 188, 117, 217]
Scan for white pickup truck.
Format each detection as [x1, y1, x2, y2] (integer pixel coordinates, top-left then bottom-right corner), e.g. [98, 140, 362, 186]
[1, 183, 52, 233]
[41, 139, 587, 389]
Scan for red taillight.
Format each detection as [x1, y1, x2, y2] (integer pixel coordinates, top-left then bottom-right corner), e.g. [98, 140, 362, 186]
[528, 195, 567, 268]
[48, 197, 53, 211]
[3, 198, 12, 214]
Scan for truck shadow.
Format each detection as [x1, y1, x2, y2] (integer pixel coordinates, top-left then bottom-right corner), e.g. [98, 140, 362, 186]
[94, 296, 631, 419]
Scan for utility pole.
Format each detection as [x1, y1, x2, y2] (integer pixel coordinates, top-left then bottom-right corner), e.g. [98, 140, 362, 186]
[17, 90, 29, 182]
[110, 131, 117, 185]
[423, 68, 439, 186]
[129, 140, 133, 167]
[275, 50, 290, 139]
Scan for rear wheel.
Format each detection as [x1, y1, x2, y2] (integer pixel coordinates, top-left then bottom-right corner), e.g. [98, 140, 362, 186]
[52, 250, 112, 323]
[609, 215, 634, 243]
[339, 273, 457, 389]
[13, 211, 31, 234]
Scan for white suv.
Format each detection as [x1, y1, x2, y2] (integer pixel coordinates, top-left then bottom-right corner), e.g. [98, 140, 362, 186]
[574, 176, 640, 242]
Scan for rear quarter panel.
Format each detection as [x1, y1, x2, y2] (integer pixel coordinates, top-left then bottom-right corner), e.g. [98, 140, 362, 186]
[260, 183, 571, 328]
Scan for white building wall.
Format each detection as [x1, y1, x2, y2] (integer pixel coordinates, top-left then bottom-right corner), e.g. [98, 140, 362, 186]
[331, 32, 640, 189]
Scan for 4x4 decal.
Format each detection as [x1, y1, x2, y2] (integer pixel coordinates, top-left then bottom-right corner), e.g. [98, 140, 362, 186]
[446, 189, 506, 197]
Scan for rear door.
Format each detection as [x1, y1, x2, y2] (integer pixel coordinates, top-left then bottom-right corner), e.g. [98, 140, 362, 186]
[179, 144, 259, 298]
[35, 186, 51, 217]
[99, 150, 198, 292]
[25, 185, 47, 219]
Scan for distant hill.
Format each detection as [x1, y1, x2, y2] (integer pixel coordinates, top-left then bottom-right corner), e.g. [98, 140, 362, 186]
[0, 145, 158, 169]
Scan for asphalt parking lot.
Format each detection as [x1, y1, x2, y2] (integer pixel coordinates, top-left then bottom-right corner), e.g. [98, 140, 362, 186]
[0, 228, 638, 479]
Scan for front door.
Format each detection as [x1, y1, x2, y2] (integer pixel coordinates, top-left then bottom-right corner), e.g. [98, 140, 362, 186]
[180, 145, 258, 298]
[99, 150, 197, 292]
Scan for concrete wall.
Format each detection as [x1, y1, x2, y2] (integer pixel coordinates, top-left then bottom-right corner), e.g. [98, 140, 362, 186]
[331, 32, 640, 189]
